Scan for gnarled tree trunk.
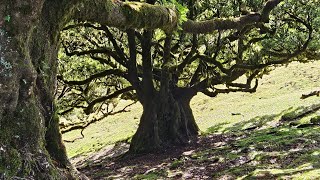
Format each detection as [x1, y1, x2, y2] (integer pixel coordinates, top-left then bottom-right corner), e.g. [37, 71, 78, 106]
[129, 32, 199, 153]
[130, 88, 199, 153]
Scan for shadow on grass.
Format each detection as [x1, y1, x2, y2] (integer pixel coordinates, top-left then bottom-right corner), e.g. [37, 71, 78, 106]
[76, 103, 320, 179]
[206, 114, 279, 135]
[207, 125, 320, 179]
[204, 103, 320, 179]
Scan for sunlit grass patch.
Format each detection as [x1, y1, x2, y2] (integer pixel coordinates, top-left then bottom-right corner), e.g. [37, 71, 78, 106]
[63, 100, 142, 158]
[193, 61, 320, 133]
[291, 169, 320, 180]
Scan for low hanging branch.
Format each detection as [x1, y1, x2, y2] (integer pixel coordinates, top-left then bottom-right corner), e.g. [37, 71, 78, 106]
[202, 77, 259, 98]
[62, 101, 137, 143]
[182, 13, 261, 34]
[63, 46, 128, 68]
[84, 86, 134, 114]
[57, 69, 128, 85]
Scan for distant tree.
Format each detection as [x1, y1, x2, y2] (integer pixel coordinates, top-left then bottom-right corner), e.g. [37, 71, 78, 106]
[0, 0, 318, 178]
[58, 0, 319, 153]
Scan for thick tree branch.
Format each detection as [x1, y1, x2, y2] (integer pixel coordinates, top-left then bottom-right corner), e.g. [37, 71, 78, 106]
[183, 0, 282, 34]
[141, 31, 156, 98]
[182, 13, 261, 34]
[202, 79, 258, 97]
[261, 0, 282, 22]
[72, 0, 282, 34]
[160, 33, 173, 92]
[127, 29, 141, 91]
[75, 1, 178, 32]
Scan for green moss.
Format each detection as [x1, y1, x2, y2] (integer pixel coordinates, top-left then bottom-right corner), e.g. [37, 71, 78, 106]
[0, 148, 22, 178]
[281, 108, 303, 121]
[45, 109, 69, 167]
[17, 104, 44, 146]
[121, 2, 176, 31]
[170, 159, 183, 169]
[0, 102, 40, 146]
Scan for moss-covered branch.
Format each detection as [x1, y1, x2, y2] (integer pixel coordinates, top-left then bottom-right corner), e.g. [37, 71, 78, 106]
[74, 1, 178, 32]
[72, 0, 283, 33]
[182, 13, 261, 33]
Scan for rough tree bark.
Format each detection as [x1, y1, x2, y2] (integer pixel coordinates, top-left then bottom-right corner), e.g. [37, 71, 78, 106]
[0, 0, 80, 179]
[129, 34, 199, 153]
[130, 88, 199, 153]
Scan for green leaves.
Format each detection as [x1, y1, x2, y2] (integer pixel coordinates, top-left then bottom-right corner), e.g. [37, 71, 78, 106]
[4, 15, 10, 22]
[161, 0, 189, 29]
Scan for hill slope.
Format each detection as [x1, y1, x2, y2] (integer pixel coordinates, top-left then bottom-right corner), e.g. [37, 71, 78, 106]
[63, 61, 320, 159]
[63, 61, 320, 179]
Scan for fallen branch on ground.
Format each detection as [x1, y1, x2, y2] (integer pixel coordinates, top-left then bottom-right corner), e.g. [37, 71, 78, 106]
[301, 90, 320, 99]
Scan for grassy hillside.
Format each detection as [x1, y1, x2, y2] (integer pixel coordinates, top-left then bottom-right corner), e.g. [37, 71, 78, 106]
[63, 61, 320, 160]
[76, 110, 320, 179]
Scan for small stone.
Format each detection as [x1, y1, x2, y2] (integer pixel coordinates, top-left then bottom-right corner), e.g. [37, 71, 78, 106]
[182, 150, 195, 156]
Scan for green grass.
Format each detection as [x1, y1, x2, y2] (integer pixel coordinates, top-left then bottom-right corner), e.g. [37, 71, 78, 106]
[183, 111, 320, 179]
[212, 126, 320, 179]
[63, 60, 320, 162]
[62, 101, 142, 158]
[193, 61, 320, 132]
